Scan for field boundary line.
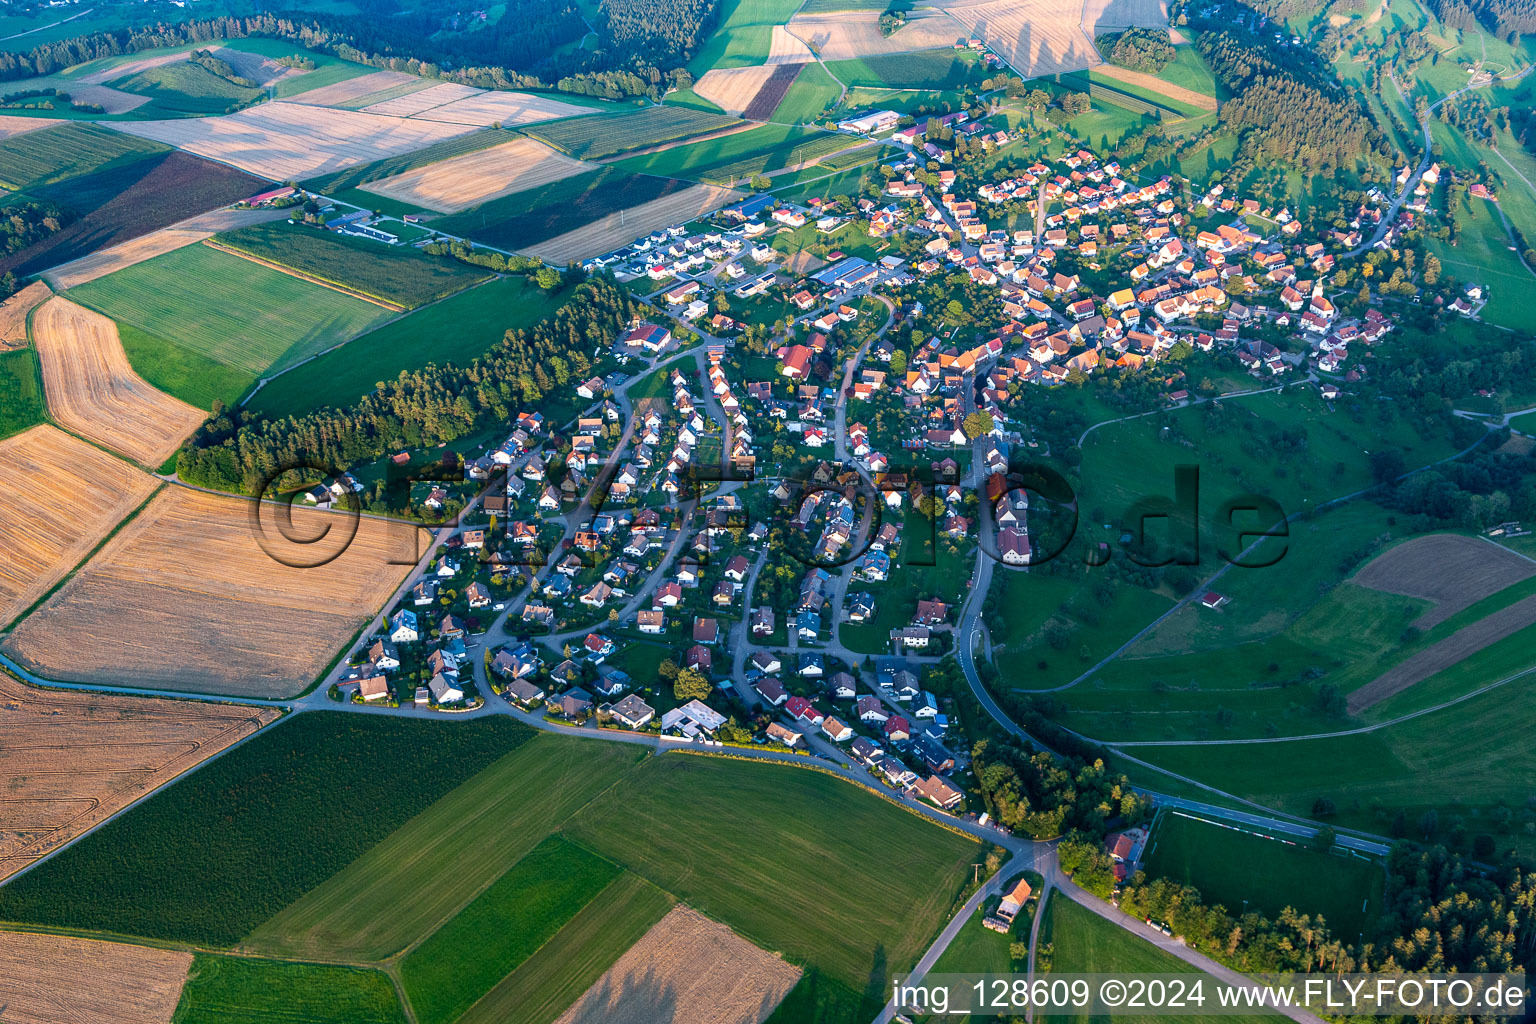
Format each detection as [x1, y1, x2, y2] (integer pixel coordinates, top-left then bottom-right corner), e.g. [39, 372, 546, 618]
[199, 239, 408, 311]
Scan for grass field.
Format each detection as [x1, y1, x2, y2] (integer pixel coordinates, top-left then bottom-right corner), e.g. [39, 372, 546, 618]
[401, 836, 621, 1024]
[244, 734, 644, 962]
[688, 0, 806, 73]
[0, 121, 165, 191]
[1143, 812, 1383, 934]
[432, 165, 692, 250]
[613, 122, 853, 183]
[561, 754, 978, 989]
[215, 39, 376, 100]
[0, 714, 530, 946]
[0, 347, 44, 438]
[824, 49, 987, 90]
[172, 955, 406, 1024]
[246, 275, 566, 418]
[67, 243, 395, 405]
[211, 221, 494, 309]
[456, 873, 674, 1024]
[1040, 899, 1275, 1024]
[525, 105, 742, 159]
[773, 62, 840, 123]
[110, 60, 262, 116]
[1427, 193, 1536, 333]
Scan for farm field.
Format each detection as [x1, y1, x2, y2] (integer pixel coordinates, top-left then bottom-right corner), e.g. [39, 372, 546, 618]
[1427, 194, 1536, 333]
[0, 348, 45, 438]
[32, 297, 208, 464]
[247, 275, 565, 418]
[0, 667, 278, 880]
[555, 905, 802, 1024]
[1143, 812, 1383, 934]
[328, 77, 439, 111]
[0, 930, 191, 1024]
[772, 61, 839, 123]
[302, 126, 520, 194]
[360, 81, 479, 116]
[358, 136, 590, 213]
[613, 121, 855, 183]
[41, 206, 289, 290]
[1353, 533, 1536, 627]
[824, 47, 986, 89]
[694, 64, 780, 115]
[108, 103, 475, 181]
[109, 59, 263, 117]
[244, 734, 645, 962]
[522, 181, 741, 262]
[689, 0, 806, 73]
[409, 89, 595, 127]
[1039, 899, 1273, 1024]
[401, 836, 622, 1024]
[744, 61, 804, 120]
[67, 242, 395, 407]
[786, 10, 969, 62]
[172, 955, 406, 1024]
[210, 221, 494, 309]
[456, 874, 674, 1024]
[0, 121, 165, 192]
[283, 69, 420, 107]
[218, 39, 376, 101]
[1096, 60, 1217, 112]
[2, 488, 425, 698]
[561, 754, 978, 990]
[526, 104, 743, 159]
[0, 425, 157, 625]
[0, 279, 51, 347]
[0, 714, 530, 945]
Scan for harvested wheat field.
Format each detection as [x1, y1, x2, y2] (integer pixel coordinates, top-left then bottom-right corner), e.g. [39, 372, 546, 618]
[0, 114, 60, 139]
[1095, 62, 1216, 111]
[524, 183, 741, 263]
[1083, 0, 1169, 31]
[1348, 594, 1536, 712]
[80, 51, 187, 84]
[556, 906, 801, 1024]
[107, 104, 475, 181]
[411, 90, 593, 127]
[786, 10, 966, 60]
[361, 137, 590, 213]
[0, 930, 192, 1023]
[934, 0, 1100, 75]
[0, 279, 51, 349]
[32, 297, 205, 466]
[43, 207, 291, 290]
[285, 69, 419, 106]
[4, 487, 427, 698]
[209, 45, 304, 86]
[767, 26, 815, 64]
[0, 671, 278, 880]
[362, 81, 481, 117]
[0, 425, 157, 627]
[695, 66, 780, 115]
[62, 82, 150, 113]
[1353, 533, 1536, 628]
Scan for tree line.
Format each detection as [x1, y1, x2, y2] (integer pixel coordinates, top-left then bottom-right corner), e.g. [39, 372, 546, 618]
[177, 274, 640, 494]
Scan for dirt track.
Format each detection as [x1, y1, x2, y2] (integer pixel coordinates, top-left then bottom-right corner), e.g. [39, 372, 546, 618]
[0, 930, 192, 1023]
[555, 906, 801, 1024]
[1348, 593, 1536, 712]
[32, 296, 206, 466]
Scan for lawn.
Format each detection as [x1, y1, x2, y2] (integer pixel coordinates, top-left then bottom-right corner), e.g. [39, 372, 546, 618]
[687, 0, 806, 74]
[525, 105, 742, 159]
[171, 955, 406, 1024]
[0, 714, 530, 946]
[432, 166, 692, 250]
[67, 243, 395, 405]
[401, 836, 621, 1024]
[456, 873, 674, 1024]
[243, 733, 645, 961]
[246, 275, 566, 418]
[930, 902, 1018, 974]
[614, 122, 852, 183]
[0, 347, 45, 439]
[211, 221, 494, 309]
[560, 753, 979, 989]
[109, 60, 262, 117]
[1142, 811, 1383, 935]
[1160, 42, 1224, 102]
[1040, 898, 1276, 1024]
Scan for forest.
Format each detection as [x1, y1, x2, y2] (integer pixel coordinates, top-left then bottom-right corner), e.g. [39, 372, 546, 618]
[1425, 0, 1536, 36]
[1097, 27, 1176, 72]
[176, 274, 641, 495]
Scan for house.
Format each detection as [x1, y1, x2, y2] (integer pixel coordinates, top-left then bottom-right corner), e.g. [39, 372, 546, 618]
[985, 876, 1034, 932]
[884, 715, 912, 742]
[389, 609, 419, 643]
[753, 676, 789, 705]
[913, 774, 963, 810]
[503, 677, 546, 706]
[766, 722, 802, 748]
[554, 689, 594, 719]
[368, 639, 400, 670]
[750, 651, 782, 674]
[822, 716, 854, 742]
[1200, 591, 1229, 610]
[693, 618, 720, 644]
[357, 675, 390, 702]
[638, 609, 665, 634]
[607, 693, 655, 729]
[858, 695, 891, 723]
[785, 696, 825, 725]
[428, 673, 464, 704]
[750, 607, 775, 636]
[660, 699, 727, 738]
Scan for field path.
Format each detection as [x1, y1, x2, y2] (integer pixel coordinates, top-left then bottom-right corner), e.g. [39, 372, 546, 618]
[32, 296, 206, 466]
